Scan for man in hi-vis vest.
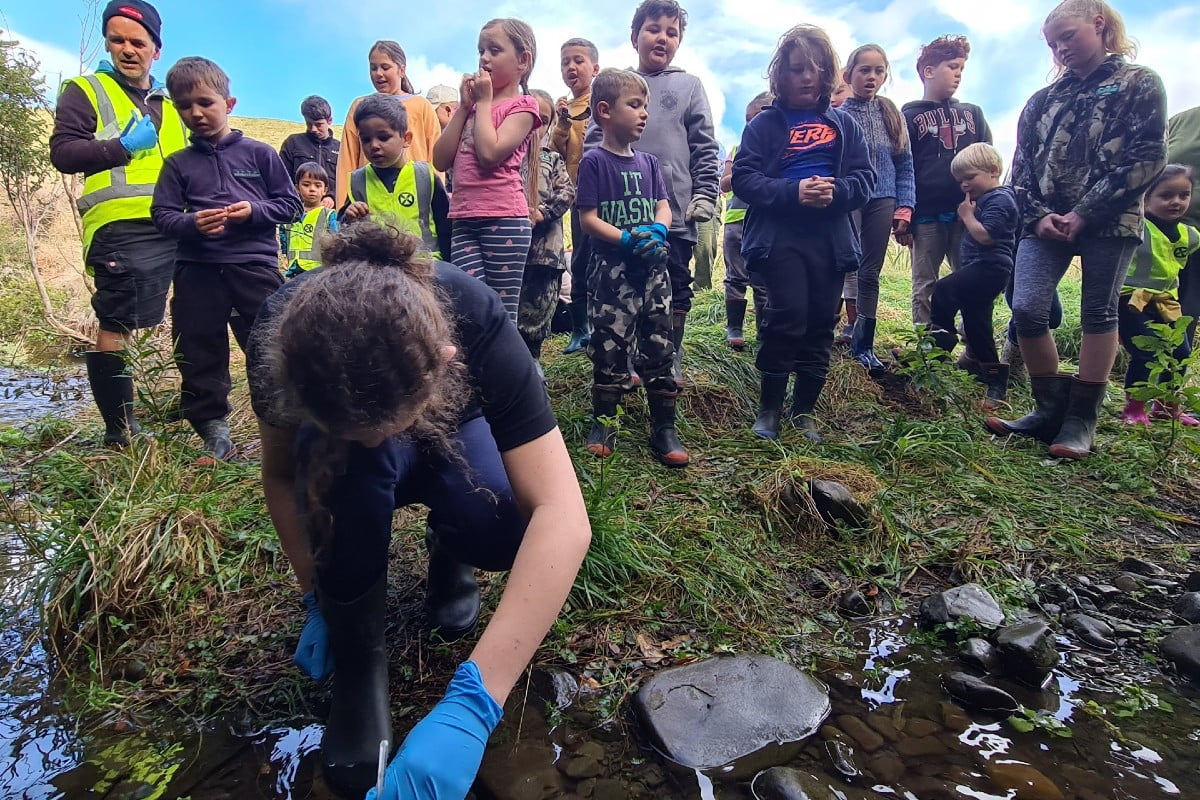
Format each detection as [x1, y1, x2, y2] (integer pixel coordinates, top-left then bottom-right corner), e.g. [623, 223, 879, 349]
[50, 0, 186, 446]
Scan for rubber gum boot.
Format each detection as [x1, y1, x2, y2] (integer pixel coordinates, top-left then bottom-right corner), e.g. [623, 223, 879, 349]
[725, 298, 748, 351]
[789, 374, 825, 443]
[85, 350, 139, 446]
[836, 298, 857, 346]
[647, 390, 689, 467]
[424, 526, 481, 641]
[192, 418, 236, 465]
[1122, 397, 1151, 426]
[670, 311, 688, 386]
[929, 327, 959, 354]
[320, 576, 393, 796]
[563, 302, 591, 354]
[1149, 401, 1200, 426]
[978, 362, 1009, 411]
[586, 388, 622, 457]
[752, 373, 789, 440]
[984, 373, 1072, 443]
[849, 317, 886, 376]
[1048, 377, 1109, 459]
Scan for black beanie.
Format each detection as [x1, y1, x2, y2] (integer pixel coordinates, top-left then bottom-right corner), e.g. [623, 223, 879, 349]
[102, 1, 163, 49]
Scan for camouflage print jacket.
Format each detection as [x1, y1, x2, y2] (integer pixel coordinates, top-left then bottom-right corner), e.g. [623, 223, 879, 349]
[528, 144, 576, 270]
[1011, 56, 1166, 240]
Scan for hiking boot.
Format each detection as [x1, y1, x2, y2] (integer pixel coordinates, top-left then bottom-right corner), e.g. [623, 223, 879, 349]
[320, 575, 392, 796]
[1048, 377, 1109, 459]
[726, 298, 748, 351]
[978, 362, 1009, 411]
[586, 388, 622, 457]
[1002, 338, 1026, 382]
[752, 373, 789, 440]
[1149, 400, 1200, 427]
[835, 298, 857, 346]
[647, 390, 689, 467]
[85, 350, 140, 446]
[192, 418, 236, 465]
[985, 373, 1072, 444]
[849, 317, 886, 377]
[424, 525, 480, 641]
[563, 301, 591, 354]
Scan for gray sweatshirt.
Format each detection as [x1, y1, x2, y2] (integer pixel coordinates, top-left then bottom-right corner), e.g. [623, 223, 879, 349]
[585, 66, 719, 242]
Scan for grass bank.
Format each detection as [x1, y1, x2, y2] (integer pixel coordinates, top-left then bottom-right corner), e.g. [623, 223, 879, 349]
[2, 249, 1198, 726]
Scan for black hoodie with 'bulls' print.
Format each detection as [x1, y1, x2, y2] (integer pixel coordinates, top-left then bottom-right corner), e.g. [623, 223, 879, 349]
[902, 99, 993, 218]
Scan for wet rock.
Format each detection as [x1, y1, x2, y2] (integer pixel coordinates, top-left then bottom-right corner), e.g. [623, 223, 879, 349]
[476, 742, 566, 800]
[561, 755, 602, 780]
[995, 620, 1059, 687]
[808, 479, 871, 529]
[751, 767, 872, 800]
[824, 740, 860, 780]
[985, 761, 1065, 800]
[865, 713, 900, 742]
[819, 725, 848, 744]
[1119, 556, 1165, 577]
[958, 637, 998, 672]
[901, 775, 959, 800]
[835, 715, 884, 752]
[800, 570, 835, 598]
[1090, 583, 1122, 603]
[636, 763, 666, 789]
[1159, 625, 1200, 679]
[634, 654, 830, 778]
[904, 718, 940, 738]
[1174, 592, 1200, 623]
[866, 751, 905, 783]
[1186, 572, 1200, 591]
[939, 701, 972, 732]
[1041, 603, 1062, 617]
[940, 672, 1019, 714]
[1113, 574, 1139, 593]
[113, 658, 148, 682]
[838, 589, 872, 617]
[574, 741, 606, 761]
[920, 583, 1005, 629]
[591, 779, 626, 800]
[532, 667, 579, 710]
[1064, 613, 1116, 650]
[897, 735, 948, 758]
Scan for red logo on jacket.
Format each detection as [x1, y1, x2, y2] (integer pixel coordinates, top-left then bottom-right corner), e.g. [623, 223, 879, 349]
[913, 107, 978, 150]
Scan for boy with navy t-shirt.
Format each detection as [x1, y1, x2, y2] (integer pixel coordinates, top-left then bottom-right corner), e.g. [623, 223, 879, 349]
[576, 68, 688, 468]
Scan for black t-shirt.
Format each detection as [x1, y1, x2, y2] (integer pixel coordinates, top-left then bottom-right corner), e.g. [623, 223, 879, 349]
[246, 261, 557, 452]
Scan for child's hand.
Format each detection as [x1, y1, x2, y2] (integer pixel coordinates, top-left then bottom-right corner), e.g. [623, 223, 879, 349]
[225, 201, 253, 224]
[894, 231, 914, 247]
[321, 197, 336, 210]
[530, 207, 545, 225]
[344, 202, 371, 220]
[1034, 213, 1070, 241]
[798, 177, 833, 208]
[471, 70, 493, 103]
[556, 97, 571, 124]
[957, 193, 976, 220]
[892, 218, 909, 237]
[195, 207, 227, 237]
[1059, 211, 1087, 242]
[459, 74, 476, 110]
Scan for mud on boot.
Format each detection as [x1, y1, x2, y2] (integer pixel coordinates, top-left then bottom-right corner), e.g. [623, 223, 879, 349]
[424, 525, 481, 641]
[191, 418, 236, 465]
[319, 576, 392, 796]
[1048, 377, 1109, 459]
[977, 362, 1009, 411]
[647, 390, 689, 467]
[85, 350, 141, 446]
[586, 388, 621, 457]
[985, 373, 1071, 443]
[725, 298, 747, 351]
[752, 372, 789, 440]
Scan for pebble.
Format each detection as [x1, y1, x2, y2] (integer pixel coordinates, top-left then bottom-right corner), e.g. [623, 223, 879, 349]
[1064, 613, 1116, 651]
[867, 751, 905, 783]
[561, 755, 602, 780]
[1113, 574, 1139, 593]
[986, 761, 1065, 800]
[995, 620, 1059, 687]
[1119, 556, 1166, 577]
[904, 718, 940, 738]
[1174, 592, 1200, 624]
[825, 740, 860, 780]
[836, 714, 885, 752]
[1186, 572, 1200, 592]
[896, 735, 948, 758]
[838, 589, 872, 617]
[959, 637, 999, 672]
[865, 713, 901, 742]
[941, 672, 1020, 714]
[939, 701, 973, 733]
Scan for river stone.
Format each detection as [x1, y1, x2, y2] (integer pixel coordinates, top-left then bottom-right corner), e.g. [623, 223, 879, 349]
[1160, 625, 1200, 679]
[995, 620, 1059, 687]
[867, 751, 905, 783]
[1174, 592, 1200, 624]
[896, 735, 947, 758]
[1119, 556, 1166, 577]
[751, 767, 872, 800]
[985, 761, 1065, 800]
[532, 667, 580, 710]
[940, 672, 1019, 714]
[1113, 574, 1139, 593]
[838, 589, 872, 617]
[959, 637, 998, 672]
[825, 740, 860, 780]
[634, 654, 830, 779]
[808, 480, 870, 529]
[476, 741, 565, 800]
[836, 715, 884, 752]
[1064, 613, 1116, 650]
[920, 584, 1005, 629]
[1186, 572, 1200, 591]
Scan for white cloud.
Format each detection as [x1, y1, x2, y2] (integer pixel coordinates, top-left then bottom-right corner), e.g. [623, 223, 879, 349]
[3, 29, 83, 98]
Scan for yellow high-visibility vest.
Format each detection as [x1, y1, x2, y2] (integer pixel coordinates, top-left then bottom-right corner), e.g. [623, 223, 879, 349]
[348, 161, 439, 257]
[285, 206, 335, 273]
[1124, 221, 1200, 297]
[64, 72, 188, 261]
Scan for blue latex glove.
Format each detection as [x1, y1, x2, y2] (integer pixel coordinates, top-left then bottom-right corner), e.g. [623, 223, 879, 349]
[619, 229, 643, 257]
[294, 591, 333, 681]
[119, 112, 159, 154]
[365, 660, 503, 800]
[643, 239, 669, 266]
[631, 222, 668, 258]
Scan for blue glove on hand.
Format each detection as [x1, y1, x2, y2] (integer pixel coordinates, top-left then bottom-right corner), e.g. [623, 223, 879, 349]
[619, 229, 643, 257]
[631, 222, 668, 258]
[119, 112, 159, 154]
[365, 660, 503, 800]
[294, 591, 333, 681]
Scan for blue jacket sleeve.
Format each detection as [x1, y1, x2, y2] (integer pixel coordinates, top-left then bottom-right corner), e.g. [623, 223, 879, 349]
[250, 146, 304, 226]
[828, 111, 875, 214]
[893, 144, 916, 210]
[150, 157, 202, 240]
[730, 116, 799, 211]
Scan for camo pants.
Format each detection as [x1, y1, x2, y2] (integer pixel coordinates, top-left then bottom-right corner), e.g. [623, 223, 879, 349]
[587, 253, 677, 394]
[517, 264, 563, 349]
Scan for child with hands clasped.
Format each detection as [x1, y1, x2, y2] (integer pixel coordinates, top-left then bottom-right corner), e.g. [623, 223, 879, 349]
[986, 0, 1167, 459]
[1116, 165, 1200, 426]
[151, 57, 300, 464]
[733, 25, 874, 443]
[577, 68, 689, 467]
[342, 94, 451, 259]
[433, 18, 542, 323]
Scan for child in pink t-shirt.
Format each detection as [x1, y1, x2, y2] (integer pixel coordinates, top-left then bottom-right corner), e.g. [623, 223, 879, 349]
[433, 18, 542, 322]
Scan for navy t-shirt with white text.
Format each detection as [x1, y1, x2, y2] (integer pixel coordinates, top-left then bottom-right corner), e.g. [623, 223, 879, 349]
[575, 148, 669, 255]
[780, 109, 838, 181]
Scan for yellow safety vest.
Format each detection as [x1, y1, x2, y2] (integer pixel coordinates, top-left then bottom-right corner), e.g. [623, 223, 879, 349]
[349, 162, 439, 257]
[285, 207, 335, 273]
[64, 72, 188, 260]
[1124, 220, 1200, 297]
[723, 145, 746, 224]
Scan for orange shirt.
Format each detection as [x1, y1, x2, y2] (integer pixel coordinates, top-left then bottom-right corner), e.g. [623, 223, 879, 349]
[335, 93, 442, 207]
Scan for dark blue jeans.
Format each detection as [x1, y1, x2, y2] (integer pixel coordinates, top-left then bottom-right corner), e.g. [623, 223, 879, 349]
[299, 415, 527, 601]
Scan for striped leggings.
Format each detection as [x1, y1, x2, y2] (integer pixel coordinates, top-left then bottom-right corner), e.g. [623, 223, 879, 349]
[451, 217, 532, 322]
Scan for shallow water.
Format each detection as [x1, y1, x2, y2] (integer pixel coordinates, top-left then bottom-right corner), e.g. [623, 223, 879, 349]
[0, 365, 86, 428]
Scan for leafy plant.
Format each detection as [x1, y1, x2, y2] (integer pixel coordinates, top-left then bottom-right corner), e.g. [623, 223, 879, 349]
[1007, 705, 1073, 738]
[1128, 315, 1200, 453]
[1110, 684, 1173, 717]
[894, 326, 982, 425]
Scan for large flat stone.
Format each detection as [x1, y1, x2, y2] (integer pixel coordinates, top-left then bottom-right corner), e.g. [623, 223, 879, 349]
[920, 584, 1005, 628]
[1160, 624, 1200, 679]
[635, 654, 830, 779]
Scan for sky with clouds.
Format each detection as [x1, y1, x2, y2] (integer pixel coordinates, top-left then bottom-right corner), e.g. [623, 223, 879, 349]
[7, 0, 1200, 165]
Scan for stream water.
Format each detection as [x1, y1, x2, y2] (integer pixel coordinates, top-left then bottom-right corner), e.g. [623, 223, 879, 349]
[2, 367, 1199, 799]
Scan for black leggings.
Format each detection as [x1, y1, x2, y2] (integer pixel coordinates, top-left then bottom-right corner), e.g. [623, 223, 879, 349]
[754, 231, 841, 380]
[930, 263, 1009, 363]
[1118, 298, 1191, 390]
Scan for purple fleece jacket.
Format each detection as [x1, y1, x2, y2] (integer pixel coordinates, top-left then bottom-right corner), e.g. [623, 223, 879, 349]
[152, 130, 302, 266]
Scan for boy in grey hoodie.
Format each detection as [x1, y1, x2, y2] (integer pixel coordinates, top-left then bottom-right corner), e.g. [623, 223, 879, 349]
[586, 0, 720, 381]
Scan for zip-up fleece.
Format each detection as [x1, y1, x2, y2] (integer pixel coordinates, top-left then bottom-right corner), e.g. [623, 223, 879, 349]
[1012, 55, 1166, 239]
[1168, 108, 1200, 230]
[731, 100, 875, 271]
[152, 130, 302, 266]
[902, 98, 992, 217]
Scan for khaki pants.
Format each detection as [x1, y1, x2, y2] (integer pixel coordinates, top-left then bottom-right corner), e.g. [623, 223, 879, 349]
[911, 219, 964, 325]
